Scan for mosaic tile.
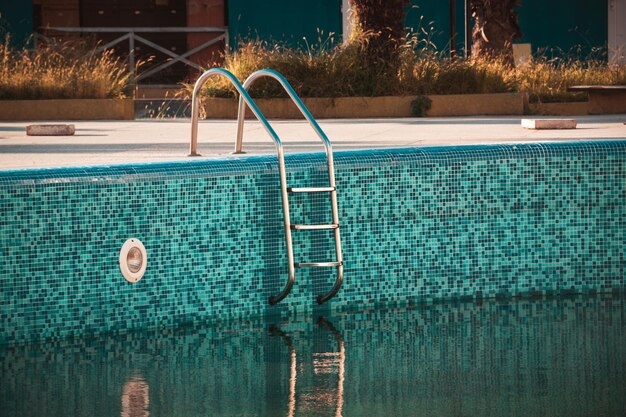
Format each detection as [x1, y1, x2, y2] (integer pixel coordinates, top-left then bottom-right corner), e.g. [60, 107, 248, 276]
[0, 141, 625, 345]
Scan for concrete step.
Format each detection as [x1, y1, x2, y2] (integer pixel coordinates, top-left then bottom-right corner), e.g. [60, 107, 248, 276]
[26, 124, 76, 136]
[521, 118, 577, 129]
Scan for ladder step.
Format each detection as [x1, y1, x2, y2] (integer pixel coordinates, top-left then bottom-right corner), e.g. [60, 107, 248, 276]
[288, 187, 335, 193]
[296, 261, 343, 268]
[291, 224, 339, 230]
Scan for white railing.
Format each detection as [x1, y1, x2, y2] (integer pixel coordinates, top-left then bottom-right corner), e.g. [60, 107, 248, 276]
[42, 27, 228, 82]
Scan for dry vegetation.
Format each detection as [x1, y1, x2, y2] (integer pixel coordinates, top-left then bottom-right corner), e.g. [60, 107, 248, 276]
[514, 58, 626, 102]
[0, 38, 132, 100]
[1, 36, 624, 102]
[191, 37, 626, 103]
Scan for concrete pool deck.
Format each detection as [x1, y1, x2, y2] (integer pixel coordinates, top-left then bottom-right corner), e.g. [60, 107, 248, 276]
[1, 115, 625, 170]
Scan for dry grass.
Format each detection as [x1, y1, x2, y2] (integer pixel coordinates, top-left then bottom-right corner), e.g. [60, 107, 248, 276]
[514, 58, 626, 102]
[409, 52, 515, 95]
[3, 36, 624, 102]
[189, 37, 410, 98]
[189, 38, 626, 102]
[0, 38, 133, 100]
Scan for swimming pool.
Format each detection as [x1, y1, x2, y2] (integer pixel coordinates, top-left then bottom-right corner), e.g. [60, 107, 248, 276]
[0, 141, 625, 345]
[2, 294, 625, 416]
[1, 138, 625, 415]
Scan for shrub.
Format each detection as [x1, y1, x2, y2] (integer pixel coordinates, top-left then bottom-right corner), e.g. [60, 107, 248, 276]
[190, 37, 626, 103]
[0, 38, 133, 100]
[410, 95, 432, 116]
[514, 57, 626, 103]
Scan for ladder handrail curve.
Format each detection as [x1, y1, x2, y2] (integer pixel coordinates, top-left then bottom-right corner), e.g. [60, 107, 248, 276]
[235, 69, 332, 155]
[235, 69, 344, 305]
[316, 271, 344, 304]
[189, 68, 296, 306]
[189, 67, 283, 156]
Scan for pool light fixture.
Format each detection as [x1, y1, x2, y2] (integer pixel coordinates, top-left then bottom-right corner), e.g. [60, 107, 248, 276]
[119, 238, 147, 283]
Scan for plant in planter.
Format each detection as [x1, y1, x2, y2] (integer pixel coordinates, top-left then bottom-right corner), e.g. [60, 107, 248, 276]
[0, 38, 133, 100]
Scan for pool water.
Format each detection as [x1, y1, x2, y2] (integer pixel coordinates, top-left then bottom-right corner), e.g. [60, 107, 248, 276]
[2, 294, 626, 417]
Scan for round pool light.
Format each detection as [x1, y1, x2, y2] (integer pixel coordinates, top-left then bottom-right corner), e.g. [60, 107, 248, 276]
[119, 238, 147, 283]
[127, 247, 143, 273]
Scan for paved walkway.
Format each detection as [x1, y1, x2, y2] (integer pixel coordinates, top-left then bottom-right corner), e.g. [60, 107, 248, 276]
[1, 115, 625, 170]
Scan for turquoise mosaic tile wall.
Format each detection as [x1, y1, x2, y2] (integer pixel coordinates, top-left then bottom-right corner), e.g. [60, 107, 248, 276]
[1, 142, 625, 345]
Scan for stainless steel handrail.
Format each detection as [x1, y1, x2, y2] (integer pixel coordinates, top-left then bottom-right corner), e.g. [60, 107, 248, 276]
[236, 69, 344, 304]
[235, 69, 332, 155]
[190, 68, 282, 154]
[190, 68, 296, 306]
[234, 69, 331, 153]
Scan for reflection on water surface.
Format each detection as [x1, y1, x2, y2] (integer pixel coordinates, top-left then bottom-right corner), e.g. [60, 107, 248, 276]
[2, 295, 626, 417]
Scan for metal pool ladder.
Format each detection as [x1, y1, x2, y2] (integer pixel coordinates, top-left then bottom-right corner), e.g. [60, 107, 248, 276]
[189, 68, 344, 306]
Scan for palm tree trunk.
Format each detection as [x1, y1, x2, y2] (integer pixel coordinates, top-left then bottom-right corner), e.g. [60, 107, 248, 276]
[349, 0, 410, 71]
[470, 0, 522, 62]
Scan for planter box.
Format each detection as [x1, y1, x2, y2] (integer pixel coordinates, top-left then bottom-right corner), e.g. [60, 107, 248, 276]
[427, 93, 524, 116]
[588, 93, 626, 114]
[528, 102, 589, 116]
[202, 96, 415, 119]
[202, 93, 526, 119]
[0, 99, 134, 121]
